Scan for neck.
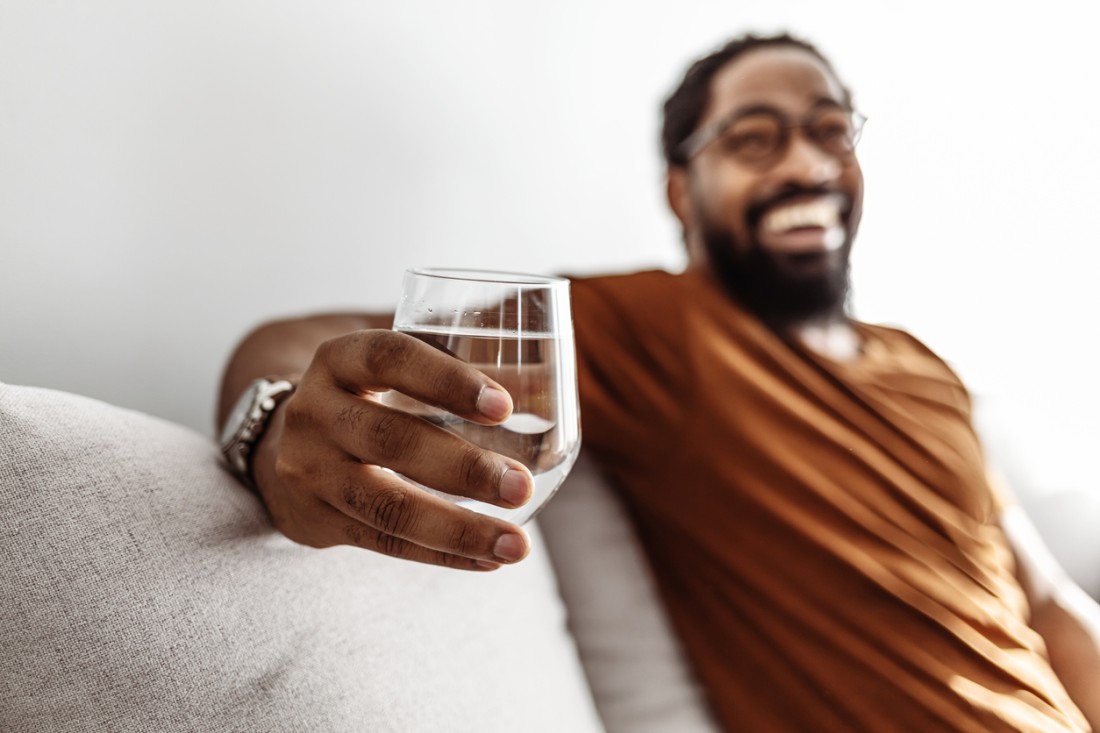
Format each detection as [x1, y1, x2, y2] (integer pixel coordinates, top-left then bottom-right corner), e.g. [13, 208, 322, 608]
[794, 317, 861, 361]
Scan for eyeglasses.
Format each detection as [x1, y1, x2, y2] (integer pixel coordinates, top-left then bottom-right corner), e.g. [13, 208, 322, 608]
[675, 104, 867, 166]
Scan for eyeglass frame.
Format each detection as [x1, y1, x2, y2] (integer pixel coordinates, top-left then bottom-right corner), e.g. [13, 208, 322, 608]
[673, 102, 867, 166]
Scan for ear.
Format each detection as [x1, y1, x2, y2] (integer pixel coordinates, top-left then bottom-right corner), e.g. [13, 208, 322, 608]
[666, 166, 694, 233]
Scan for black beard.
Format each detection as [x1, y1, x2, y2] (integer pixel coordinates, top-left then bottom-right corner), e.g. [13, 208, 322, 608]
[702, 224, 852, 330]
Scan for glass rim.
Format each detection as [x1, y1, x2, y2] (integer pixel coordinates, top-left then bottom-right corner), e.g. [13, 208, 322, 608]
[406, 267, 569, 286]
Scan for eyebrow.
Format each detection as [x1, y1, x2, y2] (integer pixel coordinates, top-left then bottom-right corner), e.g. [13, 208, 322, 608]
[709, 97, 848, 126]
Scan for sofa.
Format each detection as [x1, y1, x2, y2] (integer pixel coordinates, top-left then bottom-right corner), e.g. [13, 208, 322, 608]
[0, 382, 720, 732]
[5, 382, 1099, 732]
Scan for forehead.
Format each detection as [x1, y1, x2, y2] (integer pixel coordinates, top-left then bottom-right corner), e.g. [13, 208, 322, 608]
[703, 46, 848, 123]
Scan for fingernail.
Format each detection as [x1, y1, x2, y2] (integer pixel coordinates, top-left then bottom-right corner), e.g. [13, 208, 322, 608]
[475, 560, 501, 571]
[476, 386, 511, 421]
[493, 533, 527, 562]
[499, 468, 532, 506]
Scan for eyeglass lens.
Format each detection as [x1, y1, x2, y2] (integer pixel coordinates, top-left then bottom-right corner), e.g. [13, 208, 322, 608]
[717, 108, 860, 164]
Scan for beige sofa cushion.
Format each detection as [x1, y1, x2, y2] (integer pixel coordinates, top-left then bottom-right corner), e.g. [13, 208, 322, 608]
[0, 383, 604, 733]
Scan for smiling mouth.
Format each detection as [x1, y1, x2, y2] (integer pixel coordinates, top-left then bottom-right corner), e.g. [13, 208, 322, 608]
[757, 194, 847, 254]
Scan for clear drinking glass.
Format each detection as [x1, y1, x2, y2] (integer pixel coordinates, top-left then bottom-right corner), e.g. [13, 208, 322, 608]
[380, 268, 581, 525]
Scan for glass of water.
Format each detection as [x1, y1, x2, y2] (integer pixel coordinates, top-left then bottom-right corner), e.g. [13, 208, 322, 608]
[381, 267, 581, 525]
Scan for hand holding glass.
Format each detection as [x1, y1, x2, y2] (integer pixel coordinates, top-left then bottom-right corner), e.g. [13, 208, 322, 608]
[380, 268, 581, 525]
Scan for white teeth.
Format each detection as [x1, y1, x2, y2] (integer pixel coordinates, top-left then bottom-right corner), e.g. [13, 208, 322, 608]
[761, 198, 842, 233]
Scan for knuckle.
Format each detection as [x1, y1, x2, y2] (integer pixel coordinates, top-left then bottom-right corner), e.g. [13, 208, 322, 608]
[279, 398, 324, 454]
[373, 529, 413, 560]
[334, 402, 370, 435]
[272, 456, 307, 487]
[458, 444, 501, 495]
[430, 368, 474, 408]
[433, 550, 468, 569]
[446, 521, 482, 557]
[362, 331, 415, 378]
[366, 410, 422, 463]
[314, 336, 343, 368]
[281, 386, 328, 433]
[367, 486, 418, 536]
[340, 478, 370, 513]
[342, 522, 369, 548]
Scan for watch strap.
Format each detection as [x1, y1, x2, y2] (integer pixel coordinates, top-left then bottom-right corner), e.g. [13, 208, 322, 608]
[221, 378, 296, 490]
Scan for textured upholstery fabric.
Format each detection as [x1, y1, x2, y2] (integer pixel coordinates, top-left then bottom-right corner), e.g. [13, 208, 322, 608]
[0, 383, 604, 733]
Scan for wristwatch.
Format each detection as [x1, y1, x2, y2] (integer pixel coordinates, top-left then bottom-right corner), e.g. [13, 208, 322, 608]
[219, 377, 296, 490]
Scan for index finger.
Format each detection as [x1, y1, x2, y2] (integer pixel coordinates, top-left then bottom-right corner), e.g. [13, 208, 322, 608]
[315, 330, 513, 425]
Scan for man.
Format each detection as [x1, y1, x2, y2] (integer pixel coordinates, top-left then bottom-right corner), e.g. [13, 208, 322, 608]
[218, 33, 1100, 731]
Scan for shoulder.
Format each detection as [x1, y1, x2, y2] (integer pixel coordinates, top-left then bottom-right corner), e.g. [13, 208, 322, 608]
[859, 321, 954, 365]
[568, 269, 687, 345]
[570, 269, 681, 309]
[856, 320, 972, 396]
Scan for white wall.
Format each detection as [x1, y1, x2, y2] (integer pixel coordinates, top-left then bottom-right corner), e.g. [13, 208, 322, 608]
[1, 0, 1097, 511]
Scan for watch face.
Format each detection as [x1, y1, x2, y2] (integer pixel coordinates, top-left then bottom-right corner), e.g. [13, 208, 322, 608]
[220, 381, 261, 447]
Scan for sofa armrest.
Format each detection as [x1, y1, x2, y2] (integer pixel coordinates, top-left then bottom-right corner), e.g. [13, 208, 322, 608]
[0, 383, 605, 733]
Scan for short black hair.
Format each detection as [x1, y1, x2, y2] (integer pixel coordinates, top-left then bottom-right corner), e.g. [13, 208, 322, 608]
[661, 32, 852, 167]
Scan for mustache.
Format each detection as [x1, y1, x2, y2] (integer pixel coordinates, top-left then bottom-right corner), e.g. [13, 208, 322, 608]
[745, 184, 851, 228]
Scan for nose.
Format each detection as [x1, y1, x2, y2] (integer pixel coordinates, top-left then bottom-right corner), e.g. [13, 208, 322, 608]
[772, 130, 843, 187]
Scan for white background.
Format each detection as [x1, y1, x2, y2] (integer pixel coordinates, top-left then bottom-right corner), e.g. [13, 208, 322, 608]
[1, 1, 1097, 512]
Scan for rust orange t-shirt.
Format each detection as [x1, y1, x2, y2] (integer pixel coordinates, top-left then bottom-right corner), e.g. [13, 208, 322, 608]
[570, 269, 1088, 733]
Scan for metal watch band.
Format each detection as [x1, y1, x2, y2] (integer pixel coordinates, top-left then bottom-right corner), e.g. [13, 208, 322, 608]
[220, 378, 295, 490]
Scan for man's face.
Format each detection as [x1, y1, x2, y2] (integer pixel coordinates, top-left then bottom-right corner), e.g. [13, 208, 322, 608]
[671, 46, 865, 326]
